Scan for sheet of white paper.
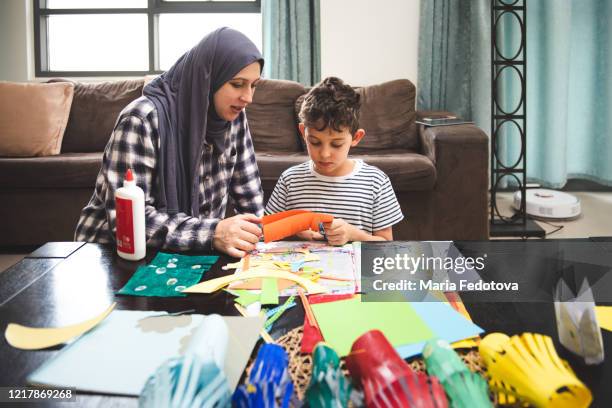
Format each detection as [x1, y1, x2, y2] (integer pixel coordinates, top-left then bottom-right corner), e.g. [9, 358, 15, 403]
[28, 311, 264, 396]
[239, 241, 359, 295]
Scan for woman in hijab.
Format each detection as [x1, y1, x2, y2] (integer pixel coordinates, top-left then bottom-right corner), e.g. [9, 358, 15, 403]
[75, 28, 263, 258]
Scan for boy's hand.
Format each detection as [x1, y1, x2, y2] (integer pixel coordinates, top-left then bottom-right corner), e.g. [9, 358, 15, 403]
[324, 218, 360, 246]
[213, 213, 262, 258]
[296, 230, 325, 241]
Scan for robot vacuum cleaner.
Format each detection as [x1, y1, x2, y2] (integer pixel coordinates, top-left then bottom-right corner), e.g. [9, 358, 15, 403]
[513, 189, 581, 220]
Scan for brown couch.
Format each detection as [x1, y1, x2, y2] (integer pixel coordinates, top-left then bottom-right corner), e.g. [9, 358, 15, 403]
[0, 78, 489, 247]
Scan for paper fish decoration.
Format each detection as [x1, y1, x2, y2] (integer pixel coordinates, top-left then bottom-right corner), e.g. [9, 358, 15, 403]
[345, 330, 448, 408]
[233, 344, 295, 408]
[479, 332, 592, 408]
[306, 342, 360, 408]
[554, 278, 604, 365]
[139, 314, 232, 407]
[422, 339, 492, 408]
[262, 210, 334, 243]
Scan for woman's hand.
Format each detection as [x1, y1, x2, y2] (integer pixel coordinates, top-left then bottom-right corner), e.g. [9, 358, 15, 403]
[213, 213, 262, 258]
[323, 218, 362, 246]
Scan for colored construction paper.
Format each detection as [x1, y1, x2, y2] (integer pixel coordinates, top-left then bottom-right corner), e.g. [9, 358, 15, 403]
[150, 252, 219, 269]
[183, 267, 328, 295]
[260, 278, 279, 305]
[311, 297, 435, 356]
[234, 290, 261, 307]
[595, 305, 612, 331]
[117, 253, 218, 297]
[395, 302, 483, 359]
[262, 210, 334, 243]
[28, 311, 264, 395]
[301, 294, 355, 353]
[5, 303, 116, 350]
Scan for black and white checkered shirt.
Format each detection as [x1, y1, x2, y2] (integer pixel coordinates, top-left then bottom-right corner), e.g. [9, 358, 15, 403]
[75, 96, 264, 251]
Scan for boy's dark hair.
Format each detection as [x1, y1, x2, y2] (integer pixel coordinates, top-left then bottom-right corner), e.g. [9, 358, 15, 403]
[299, 77, 361, 134]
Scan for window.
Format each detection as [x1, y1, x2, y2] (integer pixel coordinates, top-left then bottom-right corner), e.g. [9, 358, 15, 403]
[34, 0, 261, 76]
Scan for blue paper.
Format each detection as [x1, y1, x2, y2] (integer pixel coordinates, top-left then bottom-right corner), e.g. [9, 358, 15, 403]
[395, 301, 483, 359]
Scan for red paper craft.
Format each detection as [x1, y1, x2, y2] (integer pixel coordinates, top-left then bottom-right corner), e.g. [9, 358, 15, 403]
[301, 294, 354, 353]
[262, 210, 334, 243]
[345, 330, 448, 408]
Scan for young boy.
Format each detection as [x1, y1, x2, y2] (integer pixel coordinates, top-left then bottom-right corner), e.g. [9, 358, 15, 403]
[265, 77, 404, 245]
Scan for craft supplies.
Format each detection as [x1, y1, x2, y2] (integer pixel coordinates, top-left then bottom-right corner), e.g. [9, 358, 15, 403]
[479, 332, 592, 407]
[423, 339, 492, 408]
[5, 303, 115, 350]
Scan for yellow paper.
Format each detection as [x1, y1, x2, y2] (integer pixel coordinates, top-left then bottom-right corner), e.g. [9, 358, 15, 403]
[183, 268, 328, 295]
[595, 305, 612, 331]
[5, 303, 116, 350]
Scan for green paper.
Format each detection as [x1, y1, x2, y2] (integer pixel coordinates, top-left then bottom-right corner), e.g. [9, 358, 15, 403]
[150, 252, 218, 269]
[310, 297, 435, 356]
[260, 278, 279, 305]
[234, 291, 261, 307]
[117, 253, 218, 297]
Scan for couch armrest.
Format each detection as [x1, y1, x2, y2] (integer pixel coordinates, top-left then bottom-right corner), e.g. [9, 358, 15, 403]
[418, 121, 490, 239]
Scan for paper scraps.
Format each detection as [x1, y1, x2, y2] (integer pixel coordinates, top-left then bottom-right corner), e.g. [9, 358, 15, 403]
[5, 302, 116, 350]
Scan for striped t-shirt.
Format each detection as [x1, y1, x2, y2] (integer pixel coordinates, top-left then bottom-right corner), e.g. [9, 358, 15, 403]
[265, 159, 404, 233]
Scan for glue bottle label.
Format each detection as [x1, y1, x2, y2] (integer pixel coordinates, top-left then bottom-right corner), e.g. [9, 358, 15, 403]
[116, 197, 134, 254]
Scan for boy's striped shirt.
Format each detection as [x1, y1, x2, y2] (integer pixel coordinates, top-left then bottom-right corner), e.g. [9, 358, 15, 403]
[265, 160, 403, 233]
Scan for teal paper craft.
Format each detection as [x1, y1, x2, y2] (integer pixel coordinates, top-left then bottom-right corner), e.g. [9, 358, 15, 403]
[117, 253, 218, 297]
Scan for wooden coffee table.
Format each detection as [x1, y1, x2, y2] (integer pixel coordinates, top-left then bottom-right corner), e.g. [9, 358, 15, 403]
[0, 240, 610, 406]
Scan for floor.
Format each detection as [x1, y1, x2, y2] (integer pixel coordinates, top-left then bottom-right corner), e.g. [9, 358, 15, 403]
[0, 192, 610, 273]
[492, 191, 612, 239]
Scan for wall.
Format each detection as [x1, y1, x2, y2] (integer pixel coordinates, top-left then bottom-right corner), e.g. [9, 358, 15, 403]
[0, 0, 32, 81]
[0, 0, 421, 85]
[320, 0, 420, 86]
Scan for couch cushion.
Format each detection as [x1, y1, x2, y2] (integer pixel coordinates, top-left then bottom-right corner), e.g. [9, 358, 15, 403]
[355, 79, 417, 152]
[0, 81, 74, 157]
[246, 79, 305, 153]
[256, 150, 435, 193]
[48, 79, 144, 153]
[0, 152, 102, 189]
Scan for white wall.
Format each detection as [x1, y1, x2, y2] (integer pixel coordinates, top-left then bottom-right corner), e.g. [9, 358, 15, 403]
[0, 0, 33, 81]
[320, 0, 420, 86]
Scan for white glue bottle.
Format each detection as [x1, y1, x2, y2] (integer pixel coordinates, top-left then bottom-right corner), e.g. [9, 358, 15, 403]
[115, 168, 146, 261]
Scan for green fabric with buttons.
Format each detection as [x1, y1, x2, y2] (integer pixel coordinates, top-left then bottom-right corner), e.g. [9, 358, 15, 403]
[117, 252, 219, 297]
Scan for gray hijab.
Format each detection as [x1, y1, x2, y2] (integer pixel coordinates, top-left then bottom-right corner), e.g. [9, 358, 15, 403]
[143, 27, 263, 216]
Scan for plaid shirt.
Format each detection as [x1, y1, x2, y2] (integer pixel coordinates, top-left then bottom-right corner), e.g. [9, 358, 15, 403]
[75, 97, 264, 251]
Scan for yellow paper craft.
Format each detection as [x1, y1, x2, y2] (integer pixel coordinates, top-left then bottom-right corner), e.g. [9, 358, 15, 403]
[183, 268, 328, 295]
[5, 302, 116, 350]
[479, 332, 592, 408]
[595, 305, 612, 331]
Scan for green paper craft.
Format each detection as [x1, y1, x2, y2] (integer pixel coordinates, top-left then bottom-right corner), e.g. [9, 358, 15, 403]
[423, 339, 492, 408]
[260, 278, 279, 305]
[117, 253, 218, 297]
[150, 252, 218, 269]
[306, 343, 356, 408]
[310, 297, 434, 356]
